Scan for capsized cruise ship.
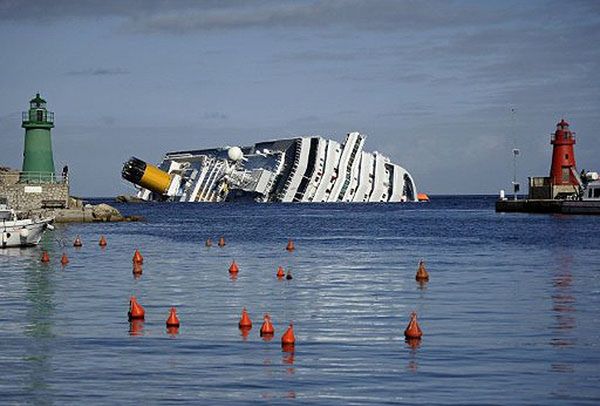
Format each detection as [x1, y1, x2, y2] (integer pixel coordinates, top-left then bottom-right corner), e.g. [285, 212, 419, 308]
[122, 132, 418, 203]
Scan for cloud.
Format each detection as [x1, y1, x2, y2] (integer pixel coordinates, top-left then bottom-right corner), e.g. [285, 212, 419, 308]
[0, 0, 539, 33]
[66, 68, 130, 76]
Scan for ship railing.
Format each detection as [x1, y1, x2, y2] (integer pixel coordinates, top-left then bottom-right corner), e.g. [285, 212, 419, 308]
[0, 171, 67, 185]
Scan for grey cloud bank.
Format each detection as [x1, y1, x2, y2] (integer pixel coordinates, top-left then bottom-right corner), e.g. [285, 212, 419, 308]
[0, 0, 598, 196]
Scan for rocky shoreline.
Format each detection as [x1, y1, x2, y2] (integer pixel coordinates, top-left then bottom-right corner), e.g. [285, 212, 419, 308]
[18, 202, 143, 223]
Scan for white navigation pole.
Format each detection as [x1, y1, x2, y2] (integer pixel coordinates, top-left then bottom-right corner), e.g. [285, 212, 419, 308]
[511, 108, 520, 201]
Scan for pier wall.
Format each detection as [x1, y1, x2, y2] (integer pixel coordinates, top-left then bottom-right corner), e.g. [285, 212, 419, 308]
[0, 182, 69, 211]
[496, 199, 600, 215]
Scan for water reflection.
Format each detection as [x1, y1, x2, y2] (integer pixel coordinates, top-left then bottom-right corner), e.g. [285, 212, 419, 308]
[282, 346, 295, 375]
[549, 251, 577, 382]
[132, 264, 143, 279]
[405, 338, 421, 372]
[23, 253, 56, 402]
[550, 254, 576, 349]
[129, 320, 145, 336]
[167, 326, 179, 336]
[239, 326, 251, 341]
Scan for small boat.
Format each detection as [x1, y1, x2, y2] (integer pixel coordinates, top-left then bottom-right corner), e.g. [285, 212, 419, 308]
[0, 203, 54, 248]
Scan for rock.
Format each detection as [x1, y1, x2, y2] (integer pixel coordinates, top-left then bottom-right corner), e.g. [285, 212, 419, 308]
[116, 195, 146, 203]
[69, 196, 85, 208]
[92, 203, 122, 221]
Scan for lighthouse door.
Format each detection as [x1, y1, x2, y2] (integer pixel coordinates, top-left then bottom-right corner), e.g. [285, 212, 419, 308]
[562, 167, 570, 183]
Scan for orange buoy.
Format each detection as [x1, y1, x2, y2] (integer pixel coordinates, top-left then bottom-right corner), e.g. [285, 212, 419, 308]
[73, 235, 82, 247]
[60, 253, 69, 266]
[404, 312, 423, 339]
[133, 249, 143, 265]
[239, 307, 252, 328]
[260, 314, 275, 336]
[99, 235, 107, 247]
[205, 238, 213, 247]
[128, 296, 145, 321]
[415, 260, 429, 282]
[132, 263, 143, 276]
[277, 266, 285, 279]
[281, 323, 295, 347]
[41, 251, 50, 263]
[286, 239, 295, 252]
[229, 260, 239, 274]
[166, 307, 180, 327]
[286, 270, 293, 280]
[218, 236, 226, 247]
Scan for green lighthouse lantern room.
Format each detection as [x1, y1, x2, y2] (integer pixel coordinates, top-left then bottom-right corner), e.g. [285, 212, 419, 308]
[21, 93, 56, 183]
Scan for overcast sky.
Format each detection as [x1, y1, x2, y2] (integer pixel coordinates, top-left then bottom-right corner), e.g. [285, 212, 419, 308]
[0, 0, 598, 196]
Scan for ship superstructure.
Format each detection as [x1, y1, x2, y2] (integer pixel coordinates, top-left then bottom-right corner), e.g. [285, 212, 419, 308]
[122, 132, 417, 203]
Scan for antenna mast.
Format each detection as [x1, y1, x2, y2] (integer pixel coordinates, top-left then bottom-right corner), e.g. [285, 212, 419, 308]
[511, 108, 520, 200]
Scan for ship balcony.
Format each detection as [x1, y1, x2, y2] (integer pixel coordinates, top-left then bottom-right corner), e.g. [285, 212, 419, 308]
[22, 110, 54, 125]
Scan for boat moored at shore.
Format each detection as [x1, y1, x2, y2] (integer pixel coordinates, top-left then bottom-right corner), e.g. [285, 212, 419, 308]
[0, 200, 54, 248]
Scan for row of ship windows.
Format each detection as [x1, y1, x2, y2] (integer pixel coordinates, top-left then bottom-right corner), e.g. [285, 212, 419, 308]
[588, 188, 600, 198]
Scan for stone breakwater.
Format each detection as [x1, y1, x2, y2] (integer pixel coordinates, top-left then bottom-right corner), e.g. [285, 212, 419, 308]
[20, 203, 143, 223]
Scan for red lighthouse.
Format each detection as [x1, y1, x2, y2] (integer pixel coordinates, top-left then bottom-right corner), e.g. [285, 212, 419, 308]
[549, 119, 579, 189]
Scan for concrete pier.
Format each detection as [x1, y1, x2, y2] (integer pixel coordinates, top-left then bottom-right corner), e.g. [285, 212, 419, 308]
[496, 199, 600, 215]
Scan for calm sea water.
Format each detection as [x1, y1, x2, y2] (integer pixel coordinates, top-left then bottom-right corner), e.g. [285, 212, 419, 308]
[1, 196, 599, 405]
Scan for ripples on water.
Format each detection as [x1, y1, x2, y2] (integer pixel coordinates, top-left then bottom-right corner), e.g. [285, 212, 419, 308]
[1, 196, 599, 404]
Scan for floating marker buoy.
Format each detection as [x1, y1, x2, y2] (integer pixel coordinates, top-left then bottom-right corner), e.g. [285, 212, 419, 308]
[260, 314, 274, 336]
[281, 323, 295, 348]
[286, 270, 293, 280]
[166, 307, 180, 328]
[415, 260, 429, 282]
[41, 251, 50, 263]
[60, 253, 69, 265]
[286, 239, 295, 252]
[73, 235, 82, 247]
[99, 235, 107, 247]
[133, 249, 143, 265]
[218, 236, 226, 247]
[417, 193, 430, 202]
[239, 307, 252, 328]
[277, 266, 285, 279]
[205, 238, 212, 247]
[128, 296, 145, 321]
[404, 312, 423, 339]
[229, 260, 239, 274]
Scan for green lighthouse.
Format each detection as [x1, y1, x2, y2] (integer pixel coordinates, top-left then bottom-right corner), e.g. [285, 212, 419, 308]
[21, 93, 56, 183]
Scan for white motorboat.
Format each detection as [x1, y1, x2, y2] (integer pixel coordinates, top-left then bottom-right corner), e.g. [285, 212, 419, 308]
[0, 203, 54, 248]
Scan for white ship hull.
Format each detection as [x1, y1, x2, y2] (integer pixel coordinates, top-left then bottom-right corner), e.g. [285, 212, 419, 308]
[122, 132, 418, 203]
